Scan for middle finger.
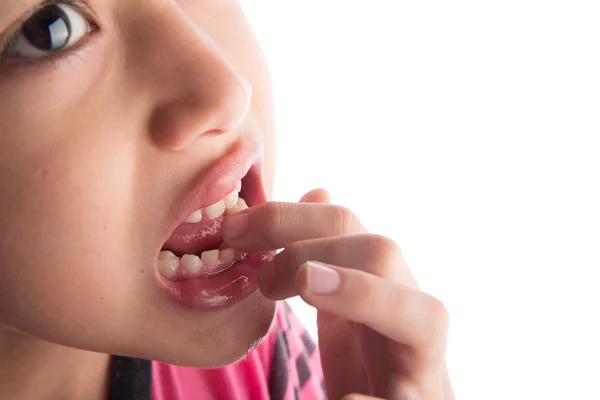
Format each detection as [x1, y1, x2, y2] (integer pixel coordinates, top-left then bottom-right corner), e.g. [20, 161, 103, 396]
[257, 234, 415, 300]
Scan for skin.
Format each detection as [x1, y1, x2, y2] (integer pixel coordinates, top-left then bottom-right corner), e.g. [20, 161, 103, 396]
[0, 1, 453, 399]
[222, 189, 455, 400]
[0, 1, 277, 399]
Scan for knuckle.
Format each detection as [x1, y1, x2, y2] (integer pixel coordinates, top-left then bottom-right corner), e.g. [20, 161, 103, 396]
[366, 234, 402, 257]
[331, 205, 360, 235]
[260, 202, 284, 233]
[422, 295, 450, 347]
[362, 234, 404, 276]
[251, 202, 285, 248]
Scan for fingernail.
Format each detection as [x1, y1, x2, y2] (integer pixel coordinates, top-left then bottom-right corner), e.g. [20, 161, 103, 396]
[258, 261, 277, 294]
[306, 262, 340, 295]
[222, 211, 249, 240]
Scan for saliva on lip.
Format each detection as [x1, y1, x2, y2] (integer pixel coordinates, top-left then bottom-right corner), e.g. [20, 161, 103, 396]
[157, 180, 249, 280]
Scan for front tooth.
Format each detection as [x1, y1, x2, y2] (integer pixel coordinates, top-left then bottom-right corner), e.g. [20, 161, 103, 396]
[157, 251, 180, 279]
[201, 249, 220, 268]
[236, 180, 242, 192]
[184, 209, 203, 224]
[204, 200, 226, 219]
[223, 190, 239, 209]
[181, 254, 203, 276]
[219, 248, 236, 264]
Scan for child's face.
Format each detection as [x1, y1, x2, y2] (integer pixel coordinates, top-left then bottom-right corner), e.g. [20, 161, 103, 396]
[0, 1, 277, 367]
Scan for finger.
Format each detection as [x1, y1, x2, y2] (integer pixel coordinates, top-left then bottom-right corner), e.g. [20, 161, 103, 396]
[342, 394, 386, 400]
[257, 234, 416, 299]
[296, 261, 449, 355]
[299, 188, 331, 203]
[221, 202, 366, 251]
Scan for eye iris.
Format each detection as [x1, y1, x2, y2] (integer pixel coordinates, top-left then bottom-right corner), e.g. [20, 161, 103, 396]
[22, 5, 72, 52]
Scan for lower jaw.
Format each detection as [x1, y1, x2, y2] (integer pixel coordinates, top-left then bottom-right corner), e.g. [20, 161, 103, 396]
[153, 250, 277, 310]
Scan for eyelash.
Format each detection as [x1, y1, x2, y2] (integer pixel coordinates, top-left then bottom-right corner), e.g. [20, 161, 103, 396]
[0, 0, 96, 67]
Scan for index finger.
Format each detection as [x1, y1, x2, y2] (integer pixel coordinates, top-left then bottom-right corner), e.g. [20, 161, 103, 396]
[221, 202, 366, 251]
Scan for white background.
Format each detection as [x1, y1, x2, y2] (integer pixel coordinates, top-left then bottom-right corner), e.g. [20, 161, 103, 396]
[240, 2, 600, 399]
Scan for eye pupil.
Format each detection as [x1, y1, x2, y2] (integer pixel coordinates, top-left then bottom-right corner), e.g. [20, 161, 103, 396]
[22, 5, 72, 52]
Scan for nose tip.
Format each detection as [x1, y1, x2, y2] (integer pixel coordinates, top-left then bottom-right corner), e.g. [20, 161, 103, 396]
[149, 70, 253, 150]
[213, 75, 253, 135]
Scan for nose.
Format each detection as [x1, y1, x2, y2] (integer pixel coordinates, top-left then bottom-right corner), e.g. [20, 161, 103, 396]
[129, 5, 253, 150]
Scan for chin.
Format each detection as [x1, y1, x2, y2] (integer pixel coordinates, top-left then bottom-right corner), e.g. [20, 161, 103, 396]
[140, 293, 277, 368]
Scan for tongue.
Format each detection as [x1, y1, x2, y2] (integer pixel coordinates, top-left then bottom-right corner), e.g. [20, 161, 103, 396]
[163, 216, 224, 256]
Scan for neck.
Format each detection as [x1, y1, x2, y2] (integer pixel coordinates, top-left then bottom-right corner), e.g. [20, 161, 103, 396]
[0, 327, 111, 400]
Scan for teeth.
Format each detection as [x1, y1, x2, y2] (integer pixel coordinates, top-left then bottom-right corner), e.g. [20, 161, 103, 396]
[225, 198, 248, 215]
[236, 198, 248, 210]
[223, 189, 239, 209]
[184, 209, 203, 224]
[183, 179, 245, 223]
[201, 249, 219, 268]
[204, 200, 226, 219]
[157, 251, 179, 279]
[157, 248, 248, 279]
[219, 248, 236, 264]
[158, 250, 179, 261]
[181, 254, 203, 276]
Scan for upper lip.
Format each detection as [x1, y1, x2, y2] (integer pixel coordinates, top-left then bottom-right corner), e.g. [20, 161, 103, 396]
[157, 133, 267, 252]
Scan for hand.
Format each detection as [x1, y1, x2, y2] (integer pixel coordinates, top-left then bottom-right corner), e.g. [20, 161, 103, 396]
[222, 189, 453, 400]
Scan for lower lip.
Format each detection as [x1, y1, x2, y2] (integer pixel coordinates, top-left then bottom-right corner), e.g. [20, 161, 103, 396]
[153, 250, 276, 310]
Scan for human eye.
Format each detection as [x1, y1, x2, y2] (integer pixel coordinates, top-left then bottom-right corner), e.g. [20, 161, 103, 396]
[0, 0, 97, 61]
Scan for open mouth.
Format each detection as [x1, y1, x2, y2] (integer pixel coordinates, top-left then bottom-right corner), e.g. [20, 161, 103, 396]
[150, 134, 276, 310]
[157, 169, 259, 281]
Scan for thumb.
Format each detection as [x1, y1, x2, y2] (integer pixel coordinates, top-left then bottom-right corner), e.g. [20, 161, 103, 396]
[299, 188, 332, 204]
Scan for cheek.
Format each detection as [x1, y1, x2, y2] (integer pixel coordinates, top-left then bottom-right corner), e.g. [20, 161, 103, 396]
[0, 49, 151, 343]
[0, 120, 141, 336]
[0, 48, 141, 283]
